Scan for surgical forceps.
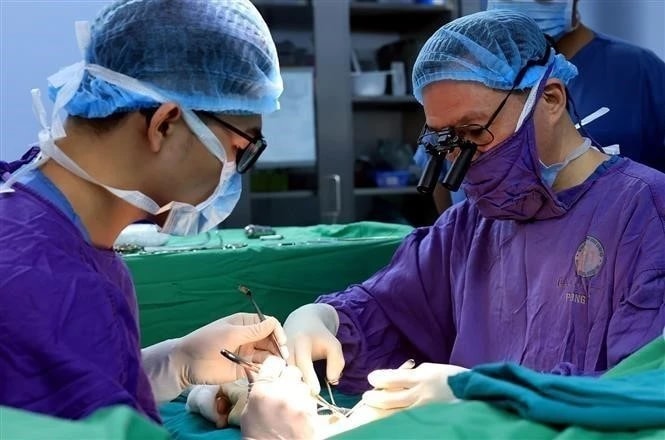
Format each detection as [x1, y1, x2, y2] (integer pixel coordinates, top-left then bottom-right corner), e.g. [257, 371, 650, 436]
[219, 349, 347, 417]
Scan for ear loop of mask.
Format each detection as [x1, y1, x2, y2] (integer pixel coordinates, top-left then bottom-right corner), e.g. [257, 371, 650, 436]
[566, 90, 606, 153]
[83, 61, 237, 214]
[80, 64, 228, 166]
[64, 21, 229, 165]
[514, 71, 546, 132]
[28, 88, 165, 213]
[515, 46, 556, 132]
[541, 38, 607, 154]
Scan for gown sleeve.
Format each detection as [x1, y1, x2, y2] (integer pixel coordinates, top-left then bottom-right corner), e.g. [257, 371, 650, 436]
[316, 222, 457, 393]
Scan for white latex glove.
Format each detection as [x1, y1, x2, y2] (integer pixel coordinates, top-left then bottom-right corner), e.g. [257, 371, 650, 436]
[362, 363, 469, 410]
[283, 303, 344, 395]
[142, 313, 288, 402]
[241, 356, 317, 440]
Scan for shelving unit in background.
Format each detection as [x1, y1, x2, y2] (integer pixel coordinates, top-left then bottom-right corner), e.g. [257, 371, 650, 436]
[225, 0, 321, 228]
[349, 1, 456, 226]
[350, 1, 452, 32]
[224, 0, 458, 228]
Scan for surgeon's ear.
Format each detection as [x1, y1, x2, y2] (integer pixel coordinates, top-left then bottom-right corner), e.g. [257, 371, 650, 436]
[540, 79, 567, 123]
[146, 103, 182, 152]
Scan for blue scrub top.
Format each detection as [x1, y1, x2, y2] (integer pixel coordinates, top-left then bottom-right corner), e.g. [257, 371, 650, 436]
[18, 169, 91, 242]
[568, 32, 665, 173]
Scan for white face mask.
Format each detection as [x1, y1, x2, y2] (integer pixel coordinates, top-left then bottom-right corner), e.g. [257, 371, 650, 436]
[0, 21, 241, 237]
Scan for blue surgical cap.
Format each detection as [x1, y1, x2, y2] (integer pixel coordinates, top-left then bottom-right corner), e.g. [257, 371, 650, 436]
[49, 0, 282, 117]
[412, 10, 577, 103]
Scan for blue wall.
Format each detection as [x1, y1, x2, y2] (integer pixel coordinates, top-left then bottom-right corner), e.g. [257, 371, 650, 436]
[0, 1, 111, 161]
[578, 0, 665, 61]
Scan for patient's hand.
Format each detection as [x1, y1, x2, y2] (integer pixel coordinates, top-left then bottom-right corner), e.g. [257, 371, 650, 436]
[186, 371, 401, 438]
[185, 380, 248, 428]
[219, 380, 250, 427]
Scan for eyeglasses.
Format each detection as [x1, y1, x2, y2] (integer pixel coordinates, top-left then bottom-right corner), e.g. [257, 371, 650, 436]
[418, 81, 517, 153]
[418, 43, 552, 155]
[201, 113, 267, 174]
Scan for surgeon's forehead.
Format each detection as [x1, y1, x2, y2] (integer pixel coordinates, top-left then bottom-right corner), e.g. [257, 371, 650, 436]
[422, 80, 498, 130]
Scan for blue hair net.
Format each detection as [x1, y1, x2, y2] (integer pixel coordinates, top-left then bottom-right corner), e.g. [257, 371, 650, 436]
[49, 0, 282, 117]
[412, 10, 577, 103]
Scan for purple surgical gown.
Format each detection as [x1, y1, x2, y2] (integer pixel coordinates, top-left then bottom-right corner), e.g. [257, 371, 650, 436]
[318, 158, 665, 393]
[0, 156, 159, 422]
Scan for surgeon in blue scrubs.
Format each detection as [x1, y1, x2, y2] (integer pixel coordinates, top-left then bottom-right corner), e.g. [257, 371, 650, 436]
[416, 0, 665, 214]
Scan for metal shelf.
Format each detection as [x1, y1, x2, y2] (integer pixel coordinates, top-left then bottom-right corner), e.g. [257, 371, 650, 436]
[253, 0, 308, 3]
[350, 1, 453, 33]
[354, 186, 420, 196]
[230, 0, 455, 227]
[250, 190, 316, 200]
[253, 0, 312, 29]
[350, 2, 452, 14]
[352, 95, 419, 110]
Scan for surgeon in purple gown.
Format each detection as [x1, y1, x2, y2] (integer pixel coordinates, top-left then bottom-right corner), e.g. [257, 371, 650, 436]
[0, 1, 315, 437]
[284, 10, 665, 411]
[416, 0, 665, 215]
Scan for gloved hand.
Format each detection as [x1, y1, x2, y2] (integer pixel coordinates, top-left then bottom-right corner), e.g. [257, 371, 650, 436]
[283, 303, 345, 395]
[362, 363, 469, 409]
[142, 313, 288, 402]
[241, 356, 317, 440]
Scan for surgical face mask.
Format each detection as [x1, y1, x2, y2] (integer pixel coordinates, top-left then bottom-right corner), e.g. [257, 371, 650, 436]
[539, 138, 591, 187]
[461, 65, 579, 221]
[487, 0, 574, 41]
[0, 21, 242, 237]
[159, 163, 241, 236]
[33, 128, 241, 237]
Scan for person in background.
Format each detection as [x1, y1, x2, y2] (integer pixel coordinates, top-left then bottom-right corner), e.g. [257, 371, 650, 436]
[0, 0, 314, 437]
[283, 10, 665, 413]
[416, 0, 665, 214]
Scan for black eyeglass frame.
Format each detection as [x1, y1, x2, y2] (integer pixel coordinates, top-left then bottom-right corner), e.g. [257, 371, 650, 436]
[201, 112, 267, 174]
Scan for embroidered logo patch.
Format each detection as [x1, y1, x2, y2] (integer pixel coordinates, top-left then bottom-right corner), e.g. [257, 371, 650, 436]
[574, 236, 604, 277]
